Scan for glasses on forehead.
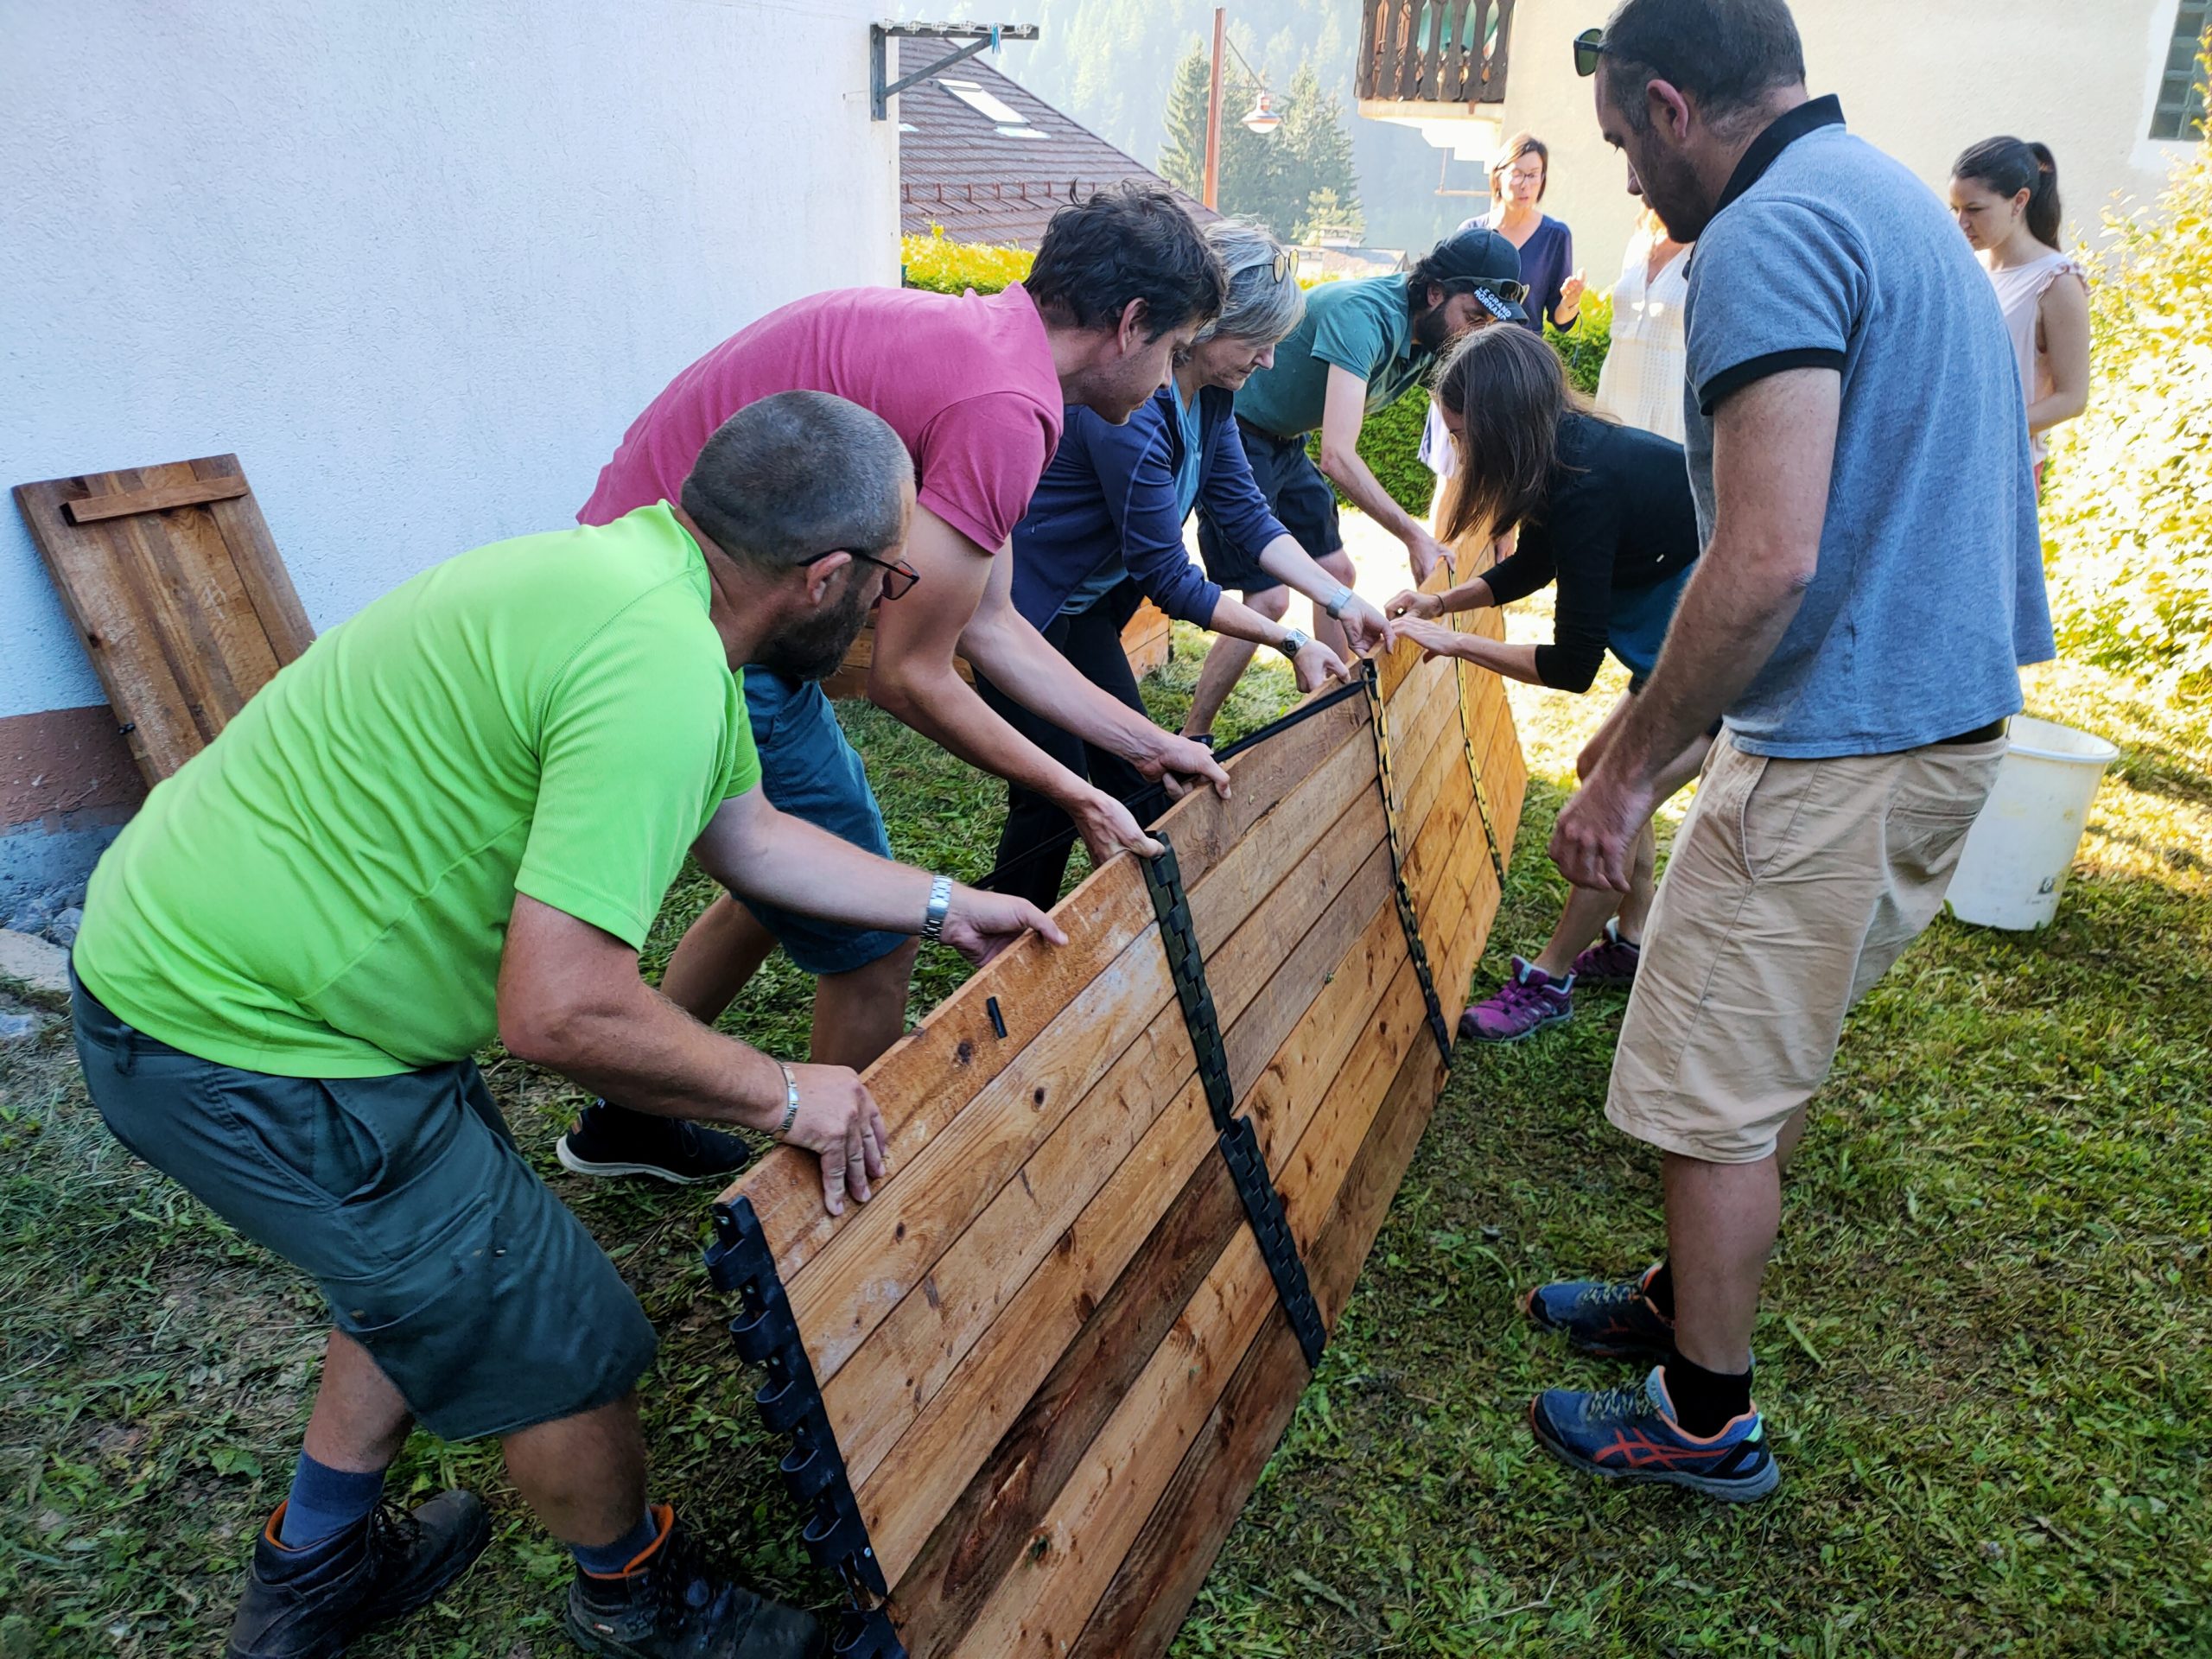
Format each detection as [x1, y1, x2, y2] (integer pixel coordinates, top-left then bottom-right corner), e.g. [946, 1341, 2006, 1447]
[1573, 26, 1608, 77]
[1228, 247, 1294, 283]
[806, 548, 920, 601]
[1461, 278, 1529, 305]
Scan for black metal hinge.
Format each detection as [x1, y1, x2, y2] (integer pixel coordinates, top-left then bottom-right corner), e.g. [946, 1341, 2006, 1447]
[1362, 661, 1454, 1066]
[1141, 833, 1327, 1369]
[706, 1199, 907, 1658]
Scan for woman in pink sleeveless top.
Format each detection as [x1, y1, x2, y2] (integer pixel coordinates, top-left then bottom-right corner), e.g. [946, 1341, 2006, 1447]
[1949, 137, 2091, 489]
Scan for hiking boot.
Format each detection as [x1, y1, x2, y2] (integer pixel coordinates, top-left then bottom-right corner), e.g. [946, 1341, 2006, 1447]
[557, 1101, 752, 1185]
[1529, 1366, 1779, 1503]
[566, 1509, 825, 1658]
[1570, 918, 1643, 987]
[1459, 957, 1573, 1044]
[1524, 1262, 1675, 1361]
[227, 1491, 491, 1659]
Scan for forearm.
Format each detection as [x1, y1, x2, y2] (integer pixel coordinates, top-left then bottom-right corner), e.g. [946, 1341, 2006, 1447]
[701, 805, 938, 931]
[1441, 630, 1543, 683]
[957, 608, 1163, 763]
[2024, 389, 2085, 433]
[873, 649, 1099, 806]
[1253, 533, 1351, 608]
[526, 984, 788, 1128]
[1439, 575, 1497, 614]
[1318, 444, 1423, 544]
[1204, 592, 1300, 648]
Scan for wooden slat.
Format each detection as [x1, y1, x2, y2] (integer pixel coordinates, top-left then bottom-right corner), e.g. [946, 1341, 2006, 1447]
[783, 708, 1376, 1367]
[1440, 0, 1470, 100]
[1121, 598, 1172, 679]
[943, 961, 1433, 1655]
[14, 455, 309, 783]
[720, 690, 1372, 1280]
[1066, 1033, 1445, 1659]
[865, 894, 1408, 1585]
[62, 473, 249, 522]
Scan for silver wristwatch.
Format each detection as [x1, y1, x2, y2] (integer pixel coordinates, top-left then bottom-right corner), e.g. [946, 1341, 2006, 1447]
[1274, 626, 1313, 660]
[920, 873, 954, 943]
[1322, 583, 1356, 620]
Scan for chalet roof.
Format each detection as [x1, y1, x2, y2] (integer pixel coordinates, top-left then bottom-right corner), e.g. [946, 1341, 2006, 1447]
[895, 52, 1218, 249]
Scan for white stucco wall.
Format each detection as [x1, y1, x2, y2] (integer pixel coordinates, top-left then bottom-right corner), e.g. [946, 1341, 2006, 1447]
[2, 0, 899, 721]
[1377, 0, 2199, 292]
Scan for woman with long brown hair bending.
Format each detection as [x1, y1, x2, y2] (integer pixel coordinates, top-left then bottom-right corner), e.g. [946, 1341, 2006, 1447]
[1388, 325, 1710, 1044]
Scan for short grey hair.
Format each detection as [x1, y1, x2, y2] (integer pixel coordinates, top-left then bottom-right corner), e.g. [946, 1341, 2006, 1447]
[1194, 221, 1305, 346]
[682, 391, 912, 569]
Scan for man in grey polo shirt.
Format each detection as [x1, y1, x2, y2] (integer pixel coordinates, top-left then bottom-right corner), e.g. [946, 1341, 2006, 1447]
[1519, 0, 2051, 1500]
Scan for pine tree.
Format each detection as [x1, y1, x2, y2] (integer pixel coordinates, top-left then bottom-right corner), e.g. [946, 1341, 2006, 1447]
[1159, 45, 1212, 201]
[1278, 60, 1362, 241]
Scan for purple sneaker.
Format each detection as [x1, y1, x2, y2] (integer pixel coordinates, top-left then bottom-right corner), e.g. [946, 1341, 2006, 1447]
[1571, 919, 1642, 987]
[1459, 957, 1573, 1044]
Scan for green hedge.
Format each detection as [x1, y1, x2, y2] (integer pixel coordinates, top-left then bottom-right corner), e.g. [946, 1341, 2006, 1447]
[894, 231, 1618, 522]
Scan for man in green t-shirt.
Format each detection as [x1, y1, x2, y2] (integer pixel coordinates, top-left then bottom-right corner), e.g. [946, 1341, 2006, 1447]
[1179, 226, 1527, 744]
[69, 393, 1058, 1659]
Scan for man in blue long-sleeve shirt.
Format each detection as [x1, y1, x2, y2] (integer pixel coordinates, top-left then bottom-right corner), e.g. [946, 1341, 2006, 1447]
[982, 225, 1389, 909]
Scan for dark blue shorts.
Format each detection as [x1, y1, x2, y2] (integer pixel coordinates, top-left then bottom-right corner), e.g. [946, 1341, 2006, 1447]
[1197, 419, 1343, 592]
[1611, 561, 1697, 691]
[71, 974, 658, 1441]
[739, 671, 906, 976]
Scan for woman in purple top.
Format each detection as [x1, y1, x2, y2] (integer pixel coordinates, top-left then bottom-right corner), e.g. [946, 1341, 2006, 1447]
[1466, 131, 1585, 335]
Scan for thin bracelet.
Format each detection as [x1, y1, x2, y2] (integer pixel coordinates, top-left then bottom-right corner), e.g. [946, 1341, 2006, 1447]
[773, 1060, 800, 1140]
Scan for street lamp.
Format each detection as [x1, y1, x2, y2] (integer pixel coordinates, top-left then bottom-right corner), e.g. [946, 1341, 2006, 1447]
[1202, 8, 1278, 209]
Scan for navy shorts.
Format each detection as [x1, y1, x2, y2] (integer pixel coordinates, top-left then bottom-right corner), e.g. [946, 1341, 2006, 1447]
[1197, 419, 1343, 592]
[739, 671, 906, 976]
[72, 973, 658, 1441]
[1611, 561, 1697, 691]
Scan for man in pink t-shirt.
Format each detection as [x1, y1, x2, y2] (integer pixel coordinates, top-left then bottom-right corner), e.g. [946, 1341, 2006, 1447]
[560, 188, 1232, 1185]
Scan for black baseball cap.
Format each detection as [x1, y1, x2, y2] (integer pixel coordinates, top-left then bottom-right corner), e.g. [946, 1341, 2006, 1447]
[1419, 226, 1529, 321]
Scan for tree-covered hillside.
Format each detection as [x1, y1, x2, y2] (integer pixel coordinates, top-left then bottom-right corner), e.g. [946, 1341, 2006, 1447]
[978, 0, 1478, 254]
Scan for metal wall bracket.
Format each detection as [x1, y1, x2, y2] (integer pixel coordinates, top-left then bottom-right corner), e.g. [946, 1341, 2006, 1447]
[1141, 833, 1327, 1369]
[1363, 661, 1455, 1066]
[706, 1199, 906, 1651]
[870, 21, 1040, 120]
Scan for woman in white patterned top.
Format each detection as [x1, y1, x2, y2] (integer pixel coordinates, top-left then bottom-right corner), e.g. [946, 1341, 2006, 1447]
[1948, 137, 2090, 490]
[1592, 207, 1691, 443]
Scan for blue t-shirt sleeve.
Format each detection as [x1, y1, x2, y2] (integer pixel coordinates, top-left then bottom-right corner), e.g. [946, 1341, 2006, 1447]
[1198, 411, 1290, 568]
[1099, 410, 1223, 626]
[1686, 196, 1863, 414]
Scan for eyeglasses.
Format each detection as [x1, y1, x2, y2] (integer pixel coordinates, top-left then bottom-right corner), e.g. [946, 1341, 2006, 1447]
[807, 548, 920, 601]
[1573, 26, 1608, 77]
[1228, 247, 1294, 283]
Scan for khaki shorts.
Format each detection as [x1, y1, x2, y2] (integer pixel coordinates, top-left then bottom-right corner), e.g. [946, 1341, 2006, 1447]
[1607, 730, 2006, 1164]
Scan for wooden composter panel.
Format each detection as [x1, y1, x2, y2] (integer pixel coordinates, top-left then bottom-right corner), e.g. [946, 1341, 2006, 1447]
[14, 455, 314, 785]
[706, 564, 1523, 1657]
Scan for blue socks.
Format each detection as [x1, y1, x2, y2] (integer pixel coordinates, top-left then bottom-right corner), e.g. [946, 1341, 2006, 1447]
[276, 1451, 385, 1548]
[573, 1508, 665, 1578]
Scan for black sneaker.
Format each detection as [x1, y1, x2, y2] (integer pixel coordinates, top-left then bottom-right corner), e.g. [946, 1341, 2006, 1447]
[565, 1507, 824, 1658]
[227, 1491, 491, 1659]
[556, 1101, 753, 1185]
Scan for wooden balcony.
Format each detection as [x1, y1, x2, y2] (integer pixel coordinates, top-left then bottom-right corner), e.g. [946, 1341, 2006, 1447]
[1357, 0, 1515, 111]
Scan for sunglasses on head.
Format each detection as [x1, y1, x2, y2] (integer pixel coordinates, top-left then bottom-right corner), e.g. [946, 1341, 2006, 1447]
[1460, 278, 1529, 305]
[1229, 247, 1294, 283]
[806, 548, 920, 601]
[1573, 26, 1608, 77]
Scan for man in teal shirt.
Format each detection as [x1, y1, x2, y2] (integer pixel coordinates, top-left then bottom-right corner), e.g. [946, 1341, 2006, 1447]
[70, 393, 1058, 1659]
[1181, 226, 1526, 743]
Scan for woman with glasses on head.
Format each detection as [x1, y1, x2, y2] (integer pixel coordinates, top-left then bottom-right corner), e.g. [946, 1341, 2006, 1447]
[1387, 325, 1709, 1045]
[979, 221, 1391, 911]
[1948, 137, 2089, 492]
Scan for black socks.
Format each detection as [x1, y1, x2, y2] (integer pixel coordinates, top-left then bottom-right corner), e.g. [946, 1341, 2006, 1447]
[1662, 1351, 1753, 1436]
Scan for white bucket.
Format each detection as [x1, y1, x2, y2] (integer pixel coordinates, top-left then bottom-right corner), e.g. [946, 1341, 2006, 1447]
[1945, 715, 2119, 931]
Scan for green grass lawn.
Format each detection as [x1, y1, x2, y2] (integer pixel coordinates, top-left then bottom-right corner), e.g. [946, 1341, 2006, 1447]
[3, 606, 2207, 1657]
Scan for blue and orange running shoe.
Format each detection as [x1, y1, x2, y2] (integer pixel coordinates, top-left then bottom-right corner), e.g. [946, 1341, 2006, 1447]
[1529, 1366, 1779, 1502]
[1524, 1262, 1675, 1361]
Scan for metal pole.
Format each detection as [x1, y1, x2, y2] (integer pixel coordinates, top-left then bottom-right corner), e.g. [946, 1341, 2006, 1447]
[1204, 6, 1225, 210]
